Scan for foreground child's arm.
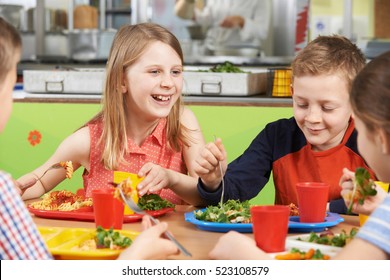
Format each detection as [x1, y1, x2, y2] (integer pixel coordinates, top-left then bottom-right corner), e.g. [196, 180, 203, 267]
[210, 231, 389, 260]
[209, 231, 271, 260]
[18, 127, 90, 200]
[118, 216, 179, 260]
[334, 238, 388, 259]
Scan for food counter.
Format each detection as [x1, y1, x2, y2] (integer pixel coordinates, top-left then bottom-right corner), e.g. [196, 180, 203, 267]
[183, 55, 294, 67]
[17, 61, 292, 107]
[30, 204, 360, 260]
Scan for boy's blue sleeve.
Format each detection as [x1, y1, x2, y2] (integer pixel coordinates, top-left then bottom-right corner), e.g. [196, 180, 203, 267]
[329, 198, 350, 214]
[197, 179, 223, 205]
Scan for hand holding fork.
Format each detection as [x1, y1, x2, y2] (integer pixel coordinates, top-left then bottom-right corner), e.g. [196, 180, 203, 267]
[112, 182, 192, 257]
[19, 161, 73, 192]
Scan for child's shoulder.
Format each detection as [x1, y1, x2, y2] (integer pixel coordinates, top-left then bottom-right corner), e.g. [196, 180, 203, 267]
[262, 117, 305, 141]
[266, 117, 297, 129]
[180, 107, 199, 125]
[63, 126, 91, 144]
[58, 126, 91, 157]
[181, 106, 195, 116]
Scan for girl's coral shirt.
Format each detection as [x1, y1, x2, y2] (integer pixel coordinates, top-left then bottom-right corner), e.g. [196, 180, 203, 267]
[83, 118, 186, 205]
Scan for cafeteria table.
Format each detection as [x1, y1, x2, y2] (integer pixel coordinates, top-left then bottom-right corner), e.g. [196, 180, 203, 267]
[29, 204, 361, 260]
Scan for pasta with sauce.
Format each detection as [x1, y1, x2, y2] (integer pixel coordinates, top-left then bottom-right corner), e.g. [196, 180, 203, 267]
[29, 190, 92, 211]
[60, 161, 74, 179]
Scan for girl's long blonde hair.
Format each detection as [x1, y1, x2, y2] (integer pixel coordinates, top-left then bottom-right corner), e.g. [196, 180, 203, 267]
[88, 23, 191, 170]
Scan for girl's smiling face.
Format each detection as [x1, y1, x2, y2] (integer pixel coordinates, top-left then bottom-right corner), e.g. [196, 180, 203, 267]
[123, 41, 183, 122]
[292, 74, 352, 151]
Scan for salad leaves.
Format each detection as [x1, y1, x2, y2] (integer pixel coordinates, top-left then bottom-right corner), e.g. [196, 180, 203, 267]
[347, 167, 377, 213]
[300, 228, 358, 247]
[197, 61, 247, 73]
[194, 200, 251, 223]
[354, 167, 377, 203]
[95, 226, 132, 249]
[209, 61, 246, 73]
[138, 194, 175, 211]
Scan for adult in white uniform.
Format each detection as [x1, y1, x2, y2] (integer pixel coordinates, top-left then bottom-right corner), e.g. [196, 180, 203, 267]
[175, 0, 271, 55]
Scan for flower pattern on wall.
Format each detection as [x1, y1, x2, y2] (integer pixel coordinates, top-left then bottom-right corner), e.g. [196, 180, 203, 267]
[28, 130, 42, 146]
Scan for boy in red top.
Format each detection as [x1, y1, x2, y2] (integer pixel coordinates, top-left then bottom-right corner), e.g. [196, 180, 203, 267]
[194, 35, 375, 214]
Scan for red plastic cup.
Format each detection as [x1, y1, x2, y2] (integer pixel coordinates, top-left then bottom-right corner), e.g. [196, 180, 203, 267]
[296, 182, 329, 223]
[250, 205, 290, 253]
[92, 188, 124, 229]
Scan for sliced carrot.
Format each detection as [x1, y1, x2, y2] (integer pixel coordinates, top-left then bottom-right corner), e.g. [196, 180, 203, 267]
[304, 248, 315, 259]
[275, 252, 302, 260]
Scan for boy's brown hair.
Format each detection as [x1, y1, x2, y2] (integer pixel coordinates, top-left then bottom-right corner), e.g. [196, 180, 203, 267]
[0, 17, 22, 83]
[291, 35, 366, 92]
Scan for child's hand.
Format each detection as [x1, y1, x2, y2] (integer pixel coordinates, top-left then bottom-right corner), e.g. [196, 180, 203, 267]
[346, 184, 388, 215]
[209, 231, 271, 260]
[340, 168, 387, 215]
[13, 180, 23, 196]
[141, 214, 154, 230]
[13, 179, 36, 196]
[137, 163, 170, 196]
[118, 216, 179, 260]
[193, 138, 227, 191]
[339, 167, 355, 201]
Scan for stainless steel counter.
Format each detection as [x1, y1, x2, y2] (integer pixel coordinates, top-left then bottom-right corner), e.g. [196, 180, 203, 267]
[13, 90, 292, 107]
[183, 55, 294, 66]
[17, 55, 292, 74]
[15, 58, 293, 107]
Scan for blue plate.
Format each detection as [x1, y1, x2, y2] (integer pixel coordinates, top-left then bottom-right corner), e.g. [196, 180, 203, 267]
[288, 213, 344, 233]
[184, 211, 253, 233]
[184, 211, 344, 233]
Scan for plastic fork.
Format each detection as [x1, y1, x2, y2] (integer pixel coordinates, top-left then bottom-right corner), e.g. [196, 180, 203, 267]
[21, 162, 65, 191]
[214, 136, 225, 210]
[114, 185, 192, 257]
[347, 181, 358, 214]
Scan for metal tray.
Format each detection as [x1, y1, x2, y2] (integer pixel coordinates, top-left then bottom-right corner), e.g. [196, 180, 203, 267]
[183, 70, 267, 96]
[23, 68, 105, 94]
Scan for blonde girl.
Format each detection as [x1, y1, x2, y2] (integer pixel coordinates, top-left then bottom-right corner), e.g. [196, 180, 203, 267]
[19, 23, 205, 206]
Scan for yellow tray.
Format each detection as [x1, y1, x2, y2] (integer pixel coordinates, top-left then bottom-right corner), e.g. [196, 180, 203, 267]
[38, 227, 139, 260]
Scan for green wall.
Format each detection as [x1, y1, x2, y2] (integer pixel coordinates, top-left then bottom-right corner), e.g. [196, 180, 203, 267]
[0, 102, 293, 205]
[0, 103, 101, 192]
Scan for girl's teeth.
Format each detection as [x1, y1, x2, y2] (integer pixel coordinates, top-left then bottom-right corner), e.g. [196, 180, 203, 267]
[154, 95, 170, 101]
